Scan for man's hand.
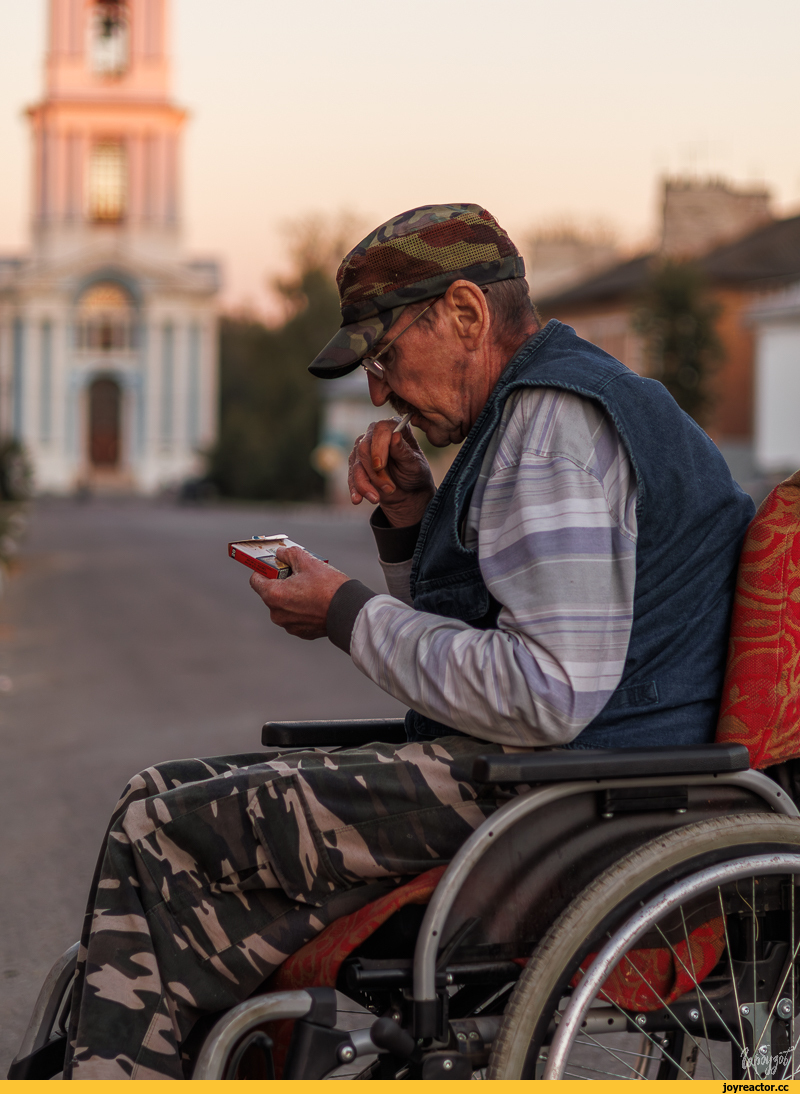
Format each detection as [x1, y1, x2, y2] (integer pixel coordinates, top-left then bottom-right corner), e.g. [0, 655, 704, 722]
[250, 547, 350, 639]
[348, 418, 435, 527]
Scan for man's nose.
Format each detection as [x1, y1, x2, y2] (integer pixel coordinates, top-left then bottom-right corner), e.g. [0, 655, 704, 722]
[366, 371, 391, 407]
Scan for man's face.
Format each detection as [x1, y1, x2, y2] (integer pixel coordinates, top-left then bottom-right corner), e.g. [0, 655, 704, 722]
[364, 300, 477, 448]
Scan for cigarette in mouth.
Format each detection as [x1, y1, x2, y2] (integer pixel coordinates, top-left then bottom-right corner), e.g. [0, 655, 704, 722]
[393, 412, 412, 434]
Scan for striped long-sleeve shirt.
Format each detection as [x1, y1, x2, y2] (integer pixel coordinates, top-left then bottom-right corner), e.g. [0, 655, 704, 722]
[349, 387, 639, 747]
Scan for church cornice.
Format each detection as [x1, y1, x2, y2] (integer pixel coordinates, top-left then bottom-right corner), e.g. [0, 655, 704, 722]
[7, 251, 218, 300]
[27, 100, 187, 122]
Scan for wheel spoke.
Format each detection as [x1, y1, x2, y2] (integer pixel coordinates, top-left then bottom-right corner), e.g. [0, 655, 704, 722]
[718, 884, 749, 1062]
[563, 1059, 642, 1080]
[574, 1037, 653, 1061]
[649, 913, 743, 1055]
[792, 880, 796, 1081]
[577, 982, 694, 1079]
[575, 1030, 653, 1078]
[614, 950, 719, 1075]
[753, 875, 757, 1059]
[679, 904, 716, 1078]
[752, 930, 800, 1063]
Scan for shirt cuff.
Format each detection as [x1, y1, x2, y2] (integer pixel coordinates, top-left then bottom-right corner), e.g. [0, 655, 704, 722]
[370, 507, 422, 563]
[327, 579, 377, 654]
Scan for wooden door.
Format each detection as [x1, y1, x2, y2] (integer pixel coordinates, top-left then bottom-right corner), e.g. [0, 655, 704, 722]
[89, 378, 121, 466]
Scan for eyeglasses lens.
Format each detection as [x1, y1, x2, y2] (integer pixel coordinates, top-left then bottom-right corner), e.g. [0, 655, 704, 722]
[362, 358, 385, 380]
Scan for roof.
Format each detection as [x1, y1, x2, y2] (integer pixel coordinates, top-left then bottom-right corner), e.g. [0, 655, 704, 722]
[538, 214, 800, 311]
[702, 214, 800, 285]
[535, 253, 653, 309]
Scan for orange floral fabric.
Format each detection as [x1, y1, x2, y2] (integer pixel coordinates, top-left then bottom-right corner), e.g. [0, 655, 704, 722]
[265, 867, 445, 1076]
[717, 470, 800, 768]
[573, 916, 726, 1011]
[271, 865, 446, 993]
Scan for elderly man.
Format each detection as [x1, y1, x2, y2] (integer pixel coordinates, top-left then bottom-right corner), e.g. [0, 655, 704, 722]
[64, 205, 753, 1078]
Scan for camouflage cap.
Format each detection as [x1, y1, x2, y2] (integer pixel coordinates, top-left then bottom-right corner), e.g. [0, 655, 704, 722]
[308, 203, 525, 378]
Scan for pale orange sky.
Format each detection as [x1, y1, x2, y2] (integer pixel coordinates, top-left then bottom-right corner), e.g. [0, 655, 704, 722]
[1, 0, 799, 318]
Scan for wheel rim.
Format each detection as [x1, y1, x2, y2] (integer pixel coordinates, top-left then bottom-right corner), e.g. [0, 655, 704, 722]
[545, 853, 800, 1080]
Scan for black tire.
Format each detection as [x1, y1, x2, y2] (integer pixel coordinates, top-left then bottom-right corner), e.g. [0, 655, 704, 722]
[488, 814, 800, 1079]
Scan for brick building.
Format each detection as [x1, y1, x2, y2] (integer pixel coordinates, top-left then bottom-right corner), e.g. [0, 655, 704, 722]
[536, 180, 800, 478]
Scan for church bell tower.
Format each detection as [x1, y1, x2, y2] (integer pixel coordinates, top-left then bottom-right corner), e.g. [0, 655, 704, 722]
[29, 0, 185, 263]
[0, 0, 219, 495]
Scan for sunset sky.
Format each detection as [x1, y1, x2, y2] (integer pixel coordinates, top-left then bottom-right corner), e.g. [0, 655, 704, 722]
[1, 0, 799, 317]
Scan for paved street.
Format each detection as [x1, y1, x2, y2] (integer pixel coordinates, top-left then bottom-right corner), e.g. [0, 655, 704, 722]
[0, 497, 405, 1073]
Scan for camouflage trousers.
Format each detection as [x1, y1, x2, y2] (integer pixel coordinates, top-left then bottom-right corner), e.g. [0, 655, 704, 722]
[64, 736, 508, 1079]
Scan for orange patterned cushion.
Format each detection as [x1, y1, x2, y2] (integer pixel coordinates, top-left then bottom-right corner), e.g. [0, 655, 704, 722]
[265, 867, 445, 1075]
[717, 470, 800, 768]
[573, 916, 726, 1011]
[271, 866, 446, 993]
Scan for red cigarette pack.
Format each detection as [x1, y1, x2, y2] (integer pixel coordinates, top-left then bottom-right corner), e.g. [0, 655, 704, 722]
[228, 534, 327, 580]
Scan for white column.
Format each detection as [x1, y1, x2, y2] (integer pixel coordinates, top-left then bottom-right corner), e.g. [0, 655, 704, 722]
[12, 317, 25, 441]
[159, 320, 174, 448]
[40, 319, 53, 443]
[187, 322, 200, 449]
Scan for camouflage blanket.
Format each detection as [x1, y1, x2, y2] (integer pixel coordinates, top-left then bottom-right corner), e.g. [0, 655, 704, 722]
[65, 737, 507, 1079]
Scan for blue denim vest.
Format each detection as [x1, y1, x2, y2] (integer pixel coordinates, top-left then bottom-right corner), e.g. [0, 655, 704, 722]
[404, 320, 755, 747]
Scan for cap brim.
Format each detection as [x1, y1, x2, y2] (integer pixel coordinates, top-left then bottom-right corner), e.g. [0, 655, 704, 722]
[308, 306, 406, 378]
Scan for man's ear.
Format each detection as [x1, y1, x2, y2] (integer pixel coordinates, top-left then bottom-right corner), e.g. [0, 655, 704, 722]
[444, 280, 490, 349]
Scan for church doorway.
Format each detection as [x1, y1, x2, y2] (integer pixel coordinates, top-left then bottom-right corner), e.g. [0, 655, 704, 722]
[89, 377, 121, 467]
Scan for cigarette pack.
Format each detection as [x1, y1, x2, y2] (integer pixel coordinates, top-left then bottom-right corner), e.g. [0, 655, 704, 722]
[228, 534, 327, 580]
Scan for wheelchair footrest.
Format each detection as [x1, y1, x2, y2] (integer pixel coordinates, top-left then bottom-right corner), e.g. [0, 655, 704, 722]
[7, 1035, 67, 1080]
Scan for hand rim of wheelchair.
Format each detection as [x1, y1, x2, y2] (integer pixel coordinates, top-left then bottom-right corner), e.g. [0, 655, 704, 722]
[412, 766, 797, 1024]
[544, 851, 800, 1080]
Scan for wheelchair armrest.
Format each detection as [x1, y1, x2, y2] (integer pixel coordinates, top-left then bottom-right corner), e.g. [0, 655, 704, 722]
[472, 743, 750, 785]
[262, 718, 407, 748]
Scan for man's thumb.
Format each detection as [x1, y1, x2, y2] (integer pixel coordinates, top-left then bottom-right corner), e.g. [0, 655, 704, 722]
[275, 545, 305, 571]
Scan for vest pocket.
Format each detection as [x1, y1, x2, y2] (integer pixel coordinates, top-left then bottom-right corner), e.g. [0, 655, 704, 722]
[414, 571, 490, 623]
[604, 680, 659, 710]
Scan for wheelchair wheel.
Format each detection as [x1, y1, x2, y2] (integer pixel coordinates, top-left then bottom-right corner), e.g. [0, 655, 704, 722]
[488, 814, 800, 1080]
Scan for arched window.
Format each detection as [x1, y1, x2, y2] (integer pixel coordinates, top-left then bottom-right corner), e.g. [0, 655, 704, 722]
[76, 282, 136, 352]
[88, 140, 127, 222]
[91, 1, 130, 77]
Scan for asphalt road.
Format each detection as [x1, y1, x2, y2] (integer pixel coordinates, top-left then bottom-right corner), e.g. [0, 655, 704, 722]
[0, 497, 406, 1073]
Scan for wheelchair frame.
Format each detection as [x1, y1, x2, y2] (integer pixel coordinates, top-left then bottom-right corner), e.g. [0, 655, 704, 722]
[10, 719, 800, 1081]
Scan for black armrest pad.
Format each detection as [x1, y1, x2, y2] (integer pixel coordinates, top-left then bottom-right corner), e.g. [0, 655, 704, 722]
[472, 743, 750, 785]
[262, 719, 408, 748]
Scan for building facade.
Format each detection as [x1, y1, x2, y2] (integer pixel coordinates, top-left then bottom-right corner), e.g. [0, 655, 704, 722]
[749, 284, 800, 473]
[536, 179, 800, 484]
[0, 0, 219, 493]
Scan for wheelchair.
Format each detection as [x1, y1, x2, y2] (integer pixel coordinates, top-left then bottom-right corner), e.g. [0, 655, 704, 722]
[10, 471, 800, 1081]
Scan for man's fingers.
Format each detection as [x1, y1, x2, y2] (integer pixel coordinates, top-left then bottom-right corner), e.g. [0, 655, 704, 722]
[349, 457, 380, 504]
[356, 430, 393, 487]
[368, 419, 396, 472]
[250, 570, 278, 602]
[347, 417, 431, 506]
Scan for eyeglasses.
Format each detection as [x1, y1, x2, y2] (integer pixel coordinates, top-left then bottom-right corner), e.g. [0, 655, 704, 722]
[361, 296, 441, 381]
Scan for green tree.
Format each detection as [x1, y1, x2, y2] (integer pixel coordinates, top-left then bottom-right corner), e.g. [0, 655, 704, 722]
[208, 227, 348, 501]
[634, 260, 723, 426]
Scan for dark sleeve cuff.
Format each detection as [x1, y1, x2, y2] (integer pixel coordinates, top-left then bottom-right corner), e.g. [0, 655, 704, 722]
[327, 579, 377, 654]
[370, 507, 422, 564]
